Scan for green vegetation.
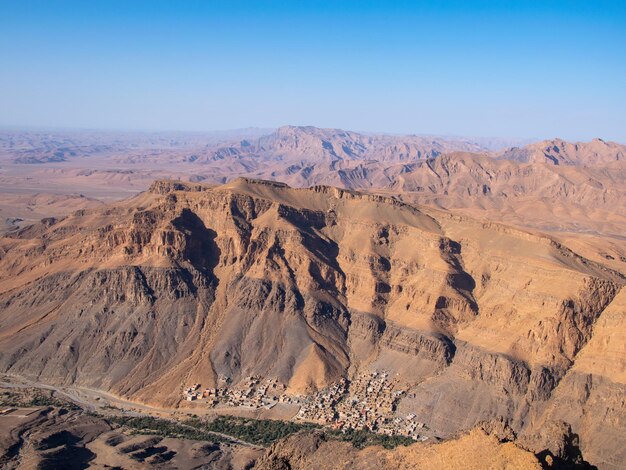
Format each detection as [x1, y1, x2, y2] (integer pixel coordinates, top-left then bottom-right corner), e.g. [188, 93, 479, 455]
[0, 391, 81, 410]
[185, 415, 413, 449]
[1, 390, 414, 451]
[107, 414, 414, 449]
[107, 415, 230, 443]
[29, 394, 81, 410]
[327, 428, 416, 449]
[185, 415, 320, 446]
[0, 391, 28, 406]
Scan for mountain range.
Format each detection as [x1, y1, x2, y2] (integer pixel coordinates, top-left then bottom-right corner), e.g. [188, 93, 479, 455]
[0, 125, 625, 468]
[1, 174, 625, 468]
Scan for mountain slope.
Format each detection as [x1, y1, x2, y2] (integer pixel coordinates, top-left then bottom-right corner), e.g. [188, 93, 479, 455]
[381, 152, 626, 238]
[0, 178, 624, 467]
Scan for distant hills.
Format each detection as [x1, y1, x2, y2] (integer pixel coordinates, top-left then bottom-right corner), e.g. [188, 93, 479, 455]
[498, 137, 625, 166]
[2, 124, 626, 254]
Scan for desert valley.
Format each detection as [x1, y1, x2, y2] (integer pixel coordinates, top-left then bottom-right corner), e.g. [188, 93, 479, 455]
[2, 1, 625, 468]
[0, 125, 625, 469]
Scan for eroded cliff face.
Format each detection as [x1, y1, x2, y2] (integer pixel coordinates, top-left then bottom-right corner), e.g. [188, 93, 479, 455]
[255, 428, 542, 470]
[0, 178, 623, 467]
[519, 288, 626, 469]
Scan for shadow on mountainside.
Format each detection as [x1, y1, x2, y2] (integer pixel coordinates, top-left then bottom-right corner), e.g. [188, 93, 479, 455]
[536, 432, 598, 470]
[171, 208, 221, 278]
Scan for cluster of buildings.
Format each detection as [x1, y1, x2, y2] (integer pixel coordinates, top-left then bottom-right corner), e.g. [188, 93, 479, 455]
[295, 378, 348, 422]
[380, 413, 431, 441]
[182, 370, 431, 440]
[183, 383, 202, 401]
[182, 376, 296, 409]
[297, 371, 430, 440]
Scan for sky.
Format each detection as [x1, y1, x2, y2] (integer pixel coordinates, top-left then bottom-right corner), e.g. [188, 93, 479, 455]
[1, 1, 625, 141]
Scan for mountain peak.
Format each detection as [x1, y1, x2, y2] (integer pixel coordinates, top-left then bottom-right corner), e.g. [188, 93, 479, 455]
[498, 138, 625, 165]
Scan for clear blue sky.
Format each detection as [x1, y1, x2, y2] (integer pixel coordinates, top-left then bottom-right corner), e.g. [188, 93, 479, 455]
[1, 1, 625, 141]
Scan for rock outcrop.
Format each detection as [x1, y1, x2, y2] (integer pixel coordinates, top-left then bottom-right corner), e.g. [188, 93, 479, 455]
[255, 428, 542, 470]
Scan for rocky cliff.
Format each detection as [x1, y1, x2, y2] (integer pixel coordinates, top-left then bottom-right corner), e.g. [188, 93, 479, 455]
[0, 178, 623, 468]
[255, 428, 542, 470]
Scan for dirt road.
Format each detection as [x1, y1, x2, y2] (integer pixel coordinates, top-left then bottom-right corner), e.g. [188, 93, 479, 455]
[0, 374, 260, 448]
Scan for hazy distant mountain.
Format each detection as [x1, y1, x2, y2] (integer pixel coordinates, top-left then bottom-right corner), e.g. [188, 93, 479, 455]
[202, 125, 488, 163]
[4, 125, 625, 244]
[388, 133, 536, 151]
[176, 128, 626, 243]
[0, 128, 272, 164]
[498, 138, 626, 166]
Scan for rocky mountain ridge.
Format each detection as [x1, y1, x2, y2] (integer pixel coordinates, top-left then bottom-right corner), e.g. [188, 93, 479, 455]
[204, 125, 488, 163]
[0, 178, 624, 468]
[498, 137, 625, 166]
[3, 126, 625, 252]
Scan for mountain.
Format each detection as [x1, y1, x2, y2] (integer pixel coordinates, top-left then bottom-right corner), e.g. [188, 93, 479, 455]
[202, 125, 488, 163]
[383, 152, 626, 237]
[2, 127, 625, 316]
[0, 178, 624, 468]
[178, 126, 491, 186]
[194, 127, 626, 178]
[498, 138, 626, 166]
[4, 126, 625, 250]
[182, 129, 626, 266]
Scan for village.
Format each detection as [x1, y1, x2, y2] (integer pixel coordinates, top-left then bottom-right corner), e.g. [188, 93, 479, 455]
[182, 370, 432, 441]
[183, 375, 298, 410]
[296, 371, 430, 440]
